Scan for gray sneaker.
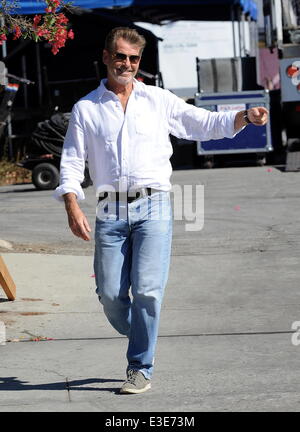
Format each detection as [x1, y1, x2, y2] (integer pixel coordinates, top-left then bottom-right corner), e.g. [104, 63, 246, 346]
[120, 369, 151, 394]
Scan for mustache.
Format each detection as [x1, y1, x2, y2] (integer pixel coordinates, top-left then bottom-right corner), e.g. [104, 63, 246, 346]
[117, 66, 133, 73]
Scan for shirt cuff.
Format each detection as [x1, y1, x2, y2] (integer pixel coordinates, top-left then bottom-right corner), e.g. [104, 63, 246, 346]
[53, 183, 85, 202]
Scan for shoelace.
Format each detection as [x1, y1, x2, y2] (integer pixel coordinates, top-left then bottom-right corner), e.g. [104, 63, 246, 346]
[127, 369, 139, 384]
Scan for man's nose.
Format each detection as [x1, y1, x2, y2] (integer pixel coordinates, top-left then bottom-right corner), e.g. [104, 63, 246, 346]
[124, 57, 131, 67]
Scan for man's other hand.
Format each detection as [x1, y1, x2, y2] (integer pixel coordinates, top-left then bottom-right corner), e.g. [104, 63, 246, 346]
[63, 192, 91, 241]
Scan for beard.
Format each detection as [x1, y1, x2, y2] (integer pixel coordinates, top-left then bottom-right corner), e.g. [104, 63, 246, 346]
[108, 65, 136, 86]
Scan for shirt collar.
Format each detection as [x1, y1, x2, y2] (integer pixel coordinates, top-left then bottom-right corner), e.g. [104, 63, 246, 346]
[97, 78, 144, 101]
[97, 79, 110, 100]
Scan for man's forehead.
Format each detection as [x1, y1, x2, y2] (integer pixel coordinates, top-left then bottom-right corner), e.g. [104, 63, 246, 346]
[114, 38, 141, 53]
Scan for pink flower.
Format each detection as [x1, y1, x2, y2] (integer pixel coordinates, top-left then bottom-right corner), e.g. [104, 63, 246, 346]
[68, 29, 74, 40]
[0, 1, 72, 56]
[56, 13, 69, 24]
[13, 26, 22, 40]
[37, 28, 50, 37]
[33, 15, 42, 28]
[51, 45, 59, 55]
[45, 0, 60, 13]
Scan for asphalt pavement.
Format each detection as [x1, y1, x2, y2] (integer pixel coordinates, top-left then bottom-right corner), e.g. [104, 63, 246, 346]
[0, 165, 300, 412]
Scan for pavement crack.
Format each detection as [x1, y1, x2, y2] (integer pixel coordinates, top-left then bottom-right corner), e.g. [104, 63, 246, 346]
[10, 330, 293, 344]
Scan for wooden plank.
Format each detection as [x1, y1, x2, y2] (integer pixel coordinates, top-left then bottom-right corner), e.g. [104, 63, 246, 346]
[0, 255, 16, 301]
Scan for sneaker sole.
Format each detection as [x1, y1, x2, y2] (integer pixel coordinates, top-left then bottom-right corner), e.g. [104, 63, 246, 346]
[120, 383, 151, 394]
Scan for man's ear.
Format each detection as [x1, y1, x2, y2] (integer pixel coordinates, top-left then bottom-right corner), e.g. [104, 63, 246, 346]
[102, 49, 109, 65]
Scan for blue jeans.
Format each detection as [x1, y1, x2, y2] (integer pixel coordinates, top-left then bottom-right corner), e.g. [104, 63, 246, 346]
[94, 192, 172, 379]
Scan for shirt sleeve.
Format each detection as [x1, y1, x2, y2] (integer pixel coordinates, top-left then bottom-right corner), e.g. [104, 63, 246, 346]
[53, 105, 87, 202]
[165, 91, 239, 141]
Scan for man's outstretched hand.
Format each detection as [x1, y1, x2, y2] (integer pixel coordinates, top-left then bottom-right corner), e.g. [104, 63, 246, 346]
[247, 106, 269, 126]
[63, 192, 91, 241]
[234, 106, 269, 131]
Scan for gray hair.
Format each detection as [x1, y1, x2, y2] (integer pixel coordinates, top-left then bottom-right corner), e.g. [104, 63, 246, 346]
[104, 27, 146, 54]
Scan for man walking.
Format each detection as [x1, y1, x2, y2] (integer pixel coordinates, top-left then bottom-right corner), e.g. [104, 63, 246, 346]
[55, 27, 268, 394]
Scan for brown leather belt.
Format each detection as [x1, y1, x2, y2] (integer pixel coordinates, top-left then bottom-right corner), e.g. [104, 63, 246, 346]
[98, 188, 160, 204]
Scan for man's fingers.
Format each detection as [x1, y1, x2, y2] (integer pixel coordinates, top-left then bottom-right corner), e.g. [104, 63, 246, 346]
[258, 107, 268, 114]
[251, 107, 266, 118]
[81, 218, 91, 241]
[71, 223, 91, 241]
[83, 217, 92, 233]
[68, 214, 91, 241]
[251, 107, 260, 117]
[248, 106, 269, 125]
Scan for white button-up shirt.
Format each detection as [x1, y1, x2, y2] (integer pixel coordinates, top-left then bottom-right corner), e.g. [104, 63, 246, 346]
[54, 78, 238, 201]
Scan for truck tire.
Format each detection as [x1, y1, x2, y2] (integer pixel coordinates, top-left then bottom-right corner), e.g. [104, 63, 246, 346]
[32, 163, 60, 190]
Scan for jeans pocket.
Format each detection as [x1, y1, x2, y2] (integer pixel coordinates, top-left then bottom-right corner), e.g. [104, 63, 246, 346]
[147, 192, 171, 221]
[96, 199, 109, 220]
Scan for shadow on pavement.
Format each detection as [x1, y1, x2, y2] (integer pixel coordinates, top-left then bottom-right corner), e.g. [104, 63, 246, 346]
[0, 377, 122, 392]
[0, 188, 38, 193]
